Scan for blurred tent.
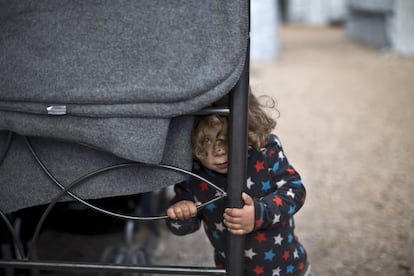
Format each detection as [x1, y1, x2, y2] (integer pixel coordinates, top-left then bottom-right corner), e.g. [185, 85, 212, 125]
[286, 0, 347, 25]
[250, 0, 281, 62]
[283, 0, 414, 56]
[346, 0, 414, 56]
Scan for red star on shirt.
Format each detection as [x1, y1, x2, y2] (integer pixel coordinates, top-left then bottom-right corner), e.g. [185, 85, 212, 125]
[298, 262, 305, 271]
[282, 250, 290, 261]
[252, 265, 264, 276]
[175, 187, 184, 195]
[268, 148, 276, 157]
[255, 219, 264, 228]
[202, 213, 210, 222]
[254, 232, 266, 243]
[287, 168, 296, 175]
[199, 182, 209, 192]
[273, 196, 283, 206]
[301, 194, 306, 204]
[254, 161, 265, 172]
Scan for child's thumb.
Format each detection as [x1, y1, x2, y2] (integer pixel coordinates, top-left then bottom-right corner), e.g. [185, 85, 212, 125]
[242, 192, 254, 206]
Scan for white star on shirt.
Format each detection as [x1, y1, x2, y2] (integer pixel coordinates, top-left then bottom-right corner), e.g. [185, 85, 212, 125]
[274, 234, 283, 245]
[215, 222, 226, 232]
[276, 179, 286, 188]
[244, 248, 256, 259]
[171, 222, 181, 230]
[272, 214, 280, 224]
[287, 188, 295, 198]
[272, 267, 281, 276]
[275, 138, 281, 147]
[246, 177, 255, 189]
[278, 151, 285, 160]
[294, 249, 299, 259]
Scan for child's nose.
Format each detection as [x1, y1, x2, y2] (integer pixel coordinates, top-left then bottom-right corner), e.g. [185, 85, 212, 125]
[214, 144, 227, 155]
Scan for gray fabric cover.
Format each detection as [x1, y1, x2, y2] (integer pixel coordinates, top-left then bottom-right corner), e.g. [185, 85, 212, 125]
[0, 116, 192, 213]
[0, 0, 249, 212]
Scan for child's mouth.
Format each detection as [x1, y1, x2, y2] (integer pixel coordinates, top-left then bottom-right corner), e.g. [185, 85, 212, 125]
[216, 162, 228, 170]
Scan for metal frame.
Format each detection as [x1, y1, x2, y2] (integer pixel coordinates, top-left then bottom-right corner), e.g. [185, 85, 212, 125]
[0, 2, 250, 275]
[226, 42, 250, 276]
[0, 69, 249, 276]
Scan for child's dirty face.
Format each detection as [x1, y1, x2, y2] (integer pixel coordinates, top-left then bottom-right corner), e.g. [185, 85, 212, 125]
[199, 126, 228, 174]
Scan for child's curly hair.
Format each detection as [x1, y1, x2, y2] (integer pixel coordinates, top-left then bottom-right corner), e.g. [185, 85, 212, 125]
[247, 91, 278, 149]
[192, 90, 278, 159]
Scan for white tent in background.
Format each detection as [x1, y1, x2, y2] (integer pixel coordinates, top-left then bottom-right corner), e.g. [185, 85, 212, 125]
[287, 0, 347, 25]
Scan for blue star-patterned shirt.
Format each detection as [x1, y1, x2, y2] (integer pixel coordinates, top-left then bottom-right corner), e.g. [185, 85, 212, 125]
[166, 134, 308, 276]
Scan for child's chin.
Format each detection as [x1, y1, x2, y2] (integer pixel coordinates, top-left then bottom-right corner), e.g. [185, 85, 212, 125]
[215, 168, 228, 174]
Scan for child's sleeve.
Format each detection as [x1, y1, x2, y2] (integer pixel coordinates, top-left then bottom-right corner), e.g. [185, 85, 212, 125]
[165, 181, 202, 235]
[252, 135, 307, 231]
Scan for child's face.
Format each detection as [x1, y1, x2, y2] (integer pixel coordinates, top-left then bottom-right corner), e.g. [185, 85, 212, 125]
[198, 125, 228, 174]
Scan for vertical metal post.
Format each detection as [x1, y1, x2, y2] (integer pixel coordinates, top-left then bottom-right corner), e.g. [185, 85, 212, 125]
[226, 40, 250, 275]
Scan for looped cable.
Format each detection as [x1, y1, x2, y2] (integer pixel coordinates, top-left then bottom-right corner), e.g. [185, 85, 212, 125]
[0, 131, 13, 167]
[23, 136, 227, 259]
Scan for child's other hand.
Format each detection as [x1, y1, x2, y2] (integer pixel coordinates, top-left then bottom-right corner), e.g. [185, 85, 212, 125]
[223, 192, 255, 235]
[167, 200, 199, 220]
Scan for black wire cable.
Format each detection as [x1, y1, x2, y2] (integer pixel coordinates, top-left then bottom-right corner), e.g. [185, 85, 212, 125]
[0, 132, 26, 259]
[0, 131, 13, 167]
[0, 210, 25, 260]
[23, 136, 227, 259]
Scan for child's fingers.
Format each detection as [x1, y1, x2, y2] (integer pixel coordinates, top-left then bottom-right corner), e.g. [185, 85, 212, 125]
[223, 204, 255, 234]
[178, 203, 197, 219]
[224, 219, 249, 235]
[224, 207, 243, 219]
[166, 207, 177, 220]
[228, 228, 247, 236]
[167, 201, 198, 220]
[223, 211, 242, 223]
[242, 192, 254, 206]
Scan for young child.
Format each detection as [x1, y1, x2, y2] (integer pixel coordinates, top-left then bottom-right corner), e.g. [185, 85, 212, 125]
[166, 92, 312, 276]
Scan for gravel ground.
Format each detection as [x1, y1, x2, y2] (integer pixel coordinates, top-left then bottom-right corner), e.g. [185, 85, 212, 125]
[28, 25, 414, 276]
[249, 25, 414, 275]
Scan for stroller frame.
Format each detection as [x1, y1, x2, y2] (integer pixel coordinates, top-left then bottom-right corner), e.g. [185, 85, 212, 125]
[0, 60, 249, 275]
[0, 1, 251, 274]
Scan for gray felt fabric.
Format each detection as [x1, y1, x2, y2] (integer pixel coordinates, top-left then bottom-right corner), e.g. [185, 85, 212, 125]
[0, 116, 193, 213]
[0, 0, 248, 160]
[0, 0, 249, 212]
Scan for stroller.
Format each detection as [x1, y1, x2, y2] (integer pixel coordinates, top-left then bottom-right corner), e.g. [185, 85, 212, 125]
[0, 0, 250, 275]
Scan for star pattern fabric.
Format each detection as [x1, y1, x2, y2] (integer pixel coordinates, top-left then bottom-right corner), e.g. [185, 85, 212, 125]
[166, 134, 308, 275]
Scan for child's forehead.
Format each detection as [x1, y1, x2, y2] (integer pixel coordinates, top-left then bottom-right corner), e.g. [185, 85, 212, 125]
[201, 125, 222, 136]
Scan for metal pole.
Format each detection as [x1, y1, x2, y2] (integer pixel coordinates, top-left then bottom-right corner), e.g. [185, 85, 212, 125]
[0, 260, 226, 275]
[226, 38, 250, 275]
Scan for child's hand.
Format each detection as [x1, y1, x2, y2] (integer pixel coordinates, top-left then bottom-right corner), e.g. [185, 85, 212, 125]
[167, 200, 199, 220]
[223, 192, 255, 235]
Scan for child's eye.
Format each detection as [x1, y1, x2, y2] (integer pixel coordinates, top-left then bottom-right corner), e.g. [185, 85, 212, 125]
[204, 138, 212, 145]
[216, 137, 226, 146]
